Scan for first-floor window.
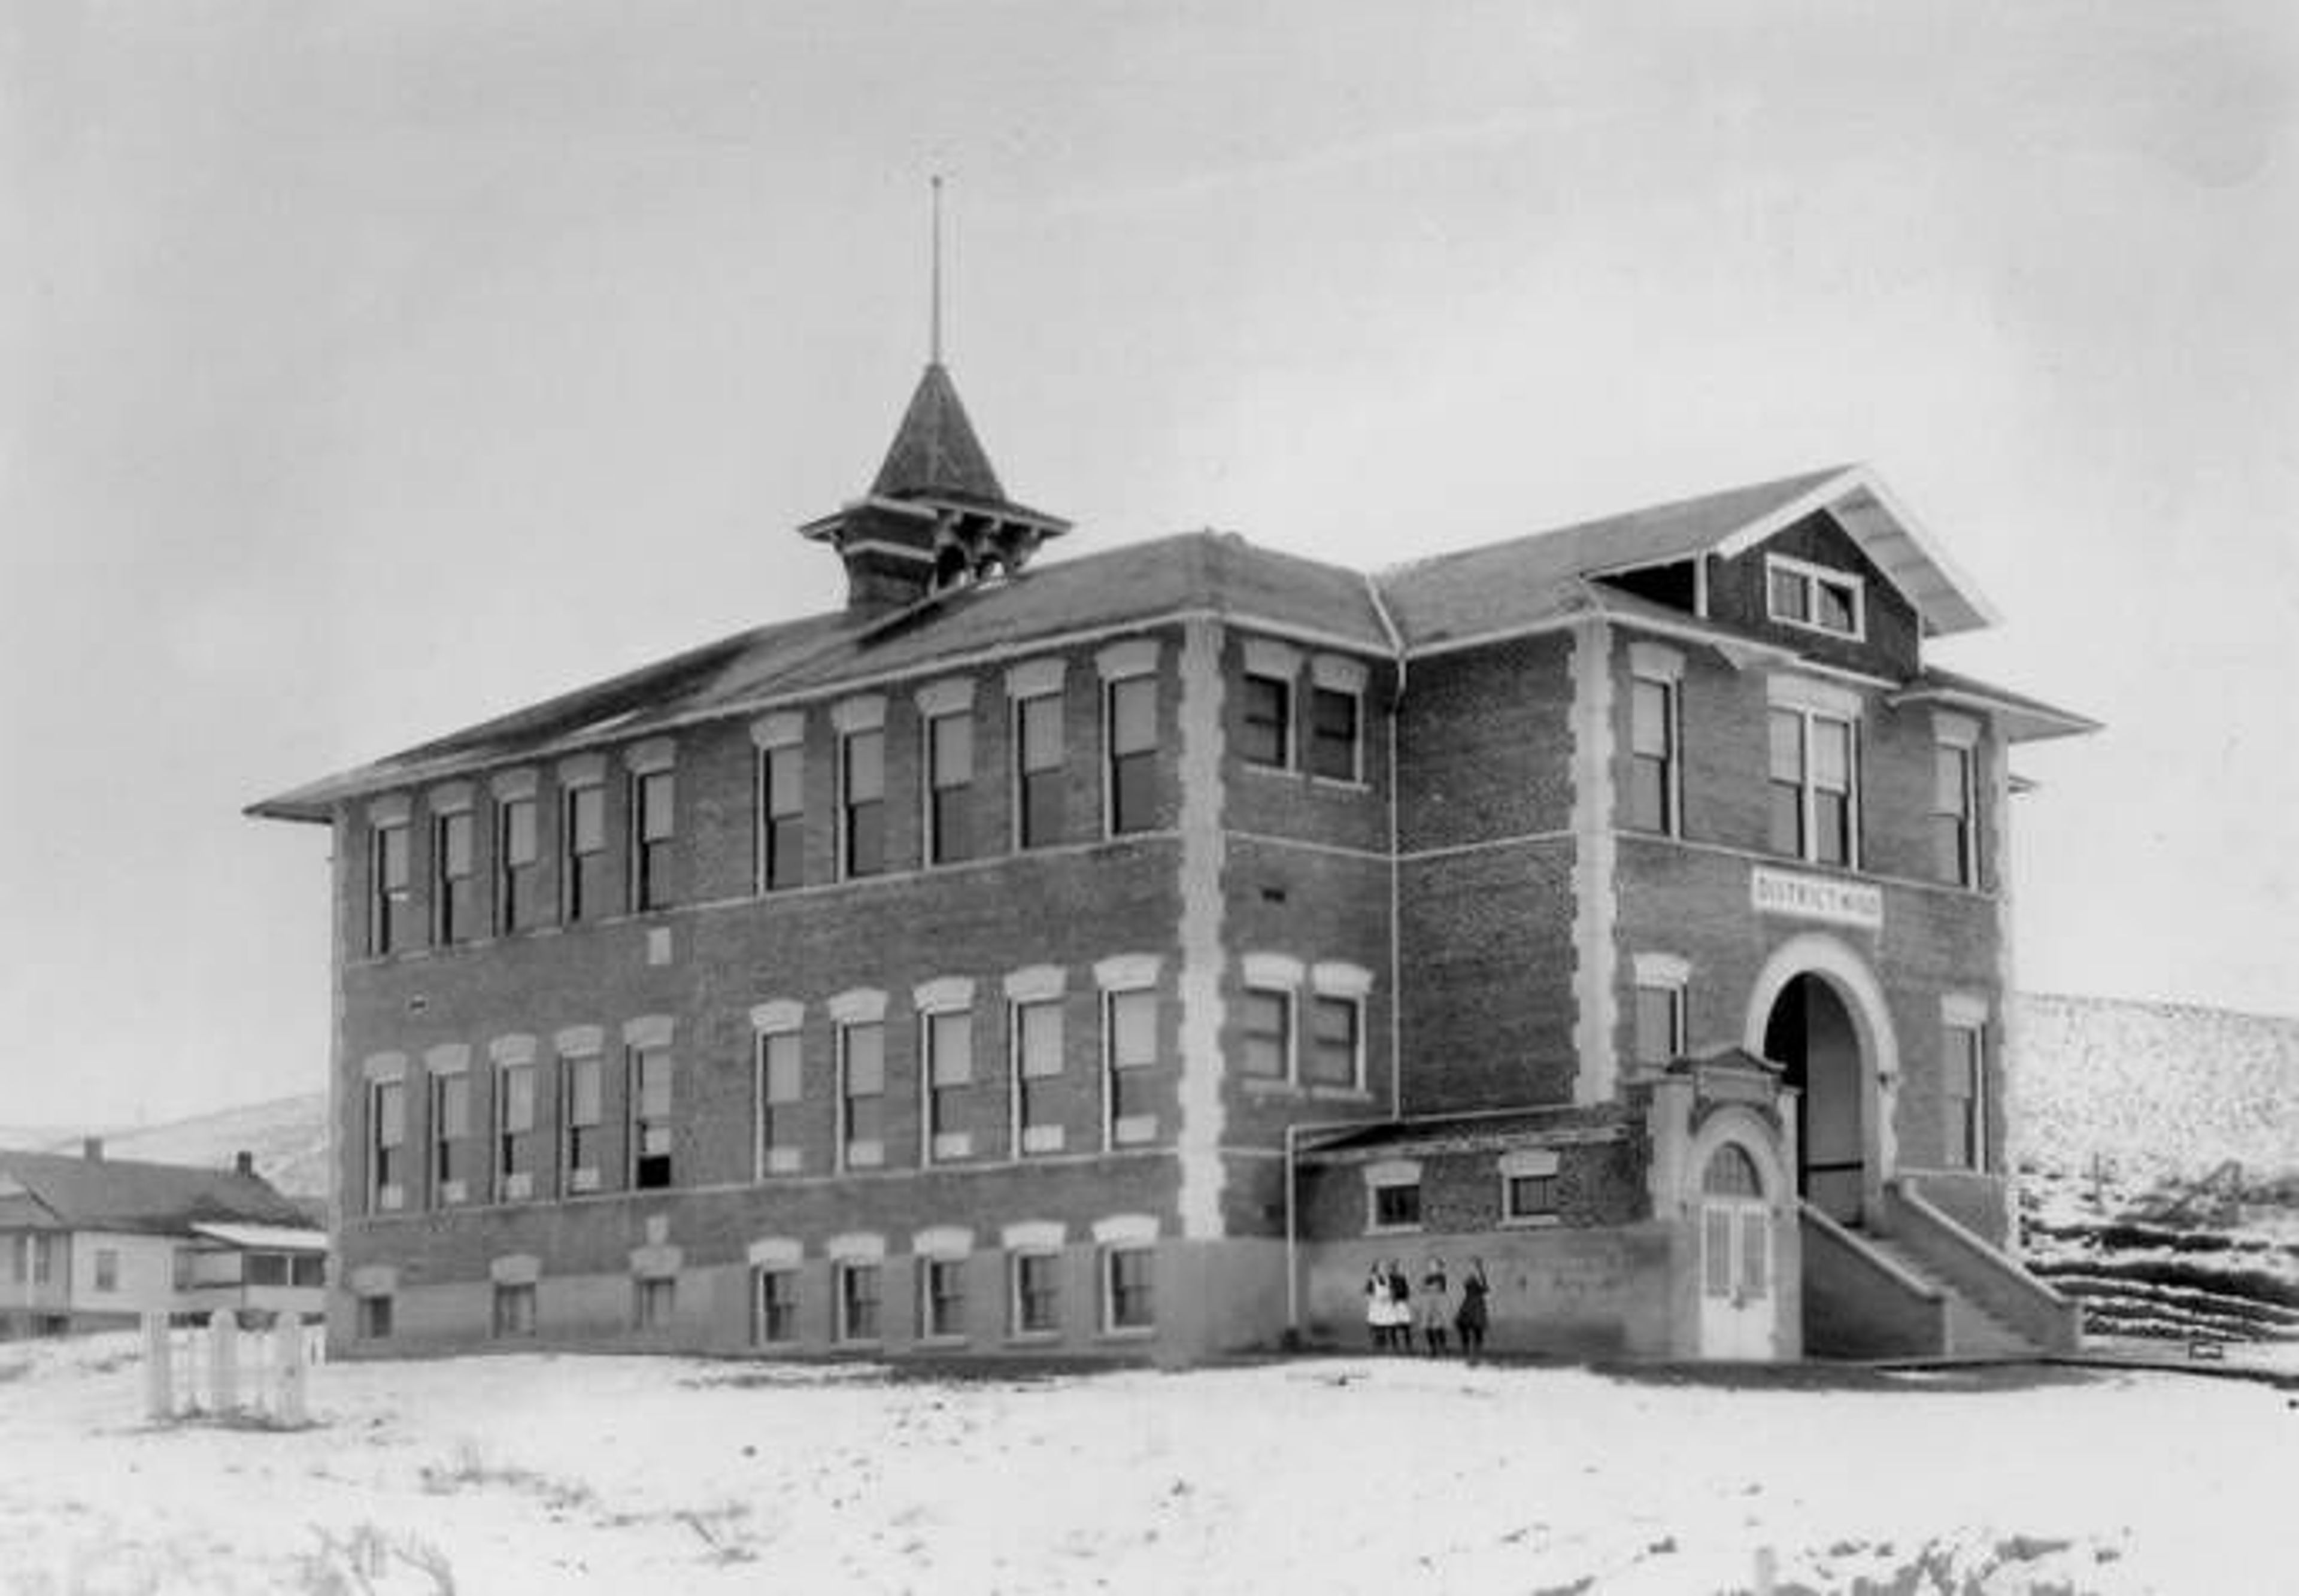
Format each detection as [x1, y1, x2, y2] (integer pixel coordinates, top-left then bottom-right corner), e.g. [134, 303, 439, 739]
[921, 1258, 967, 1340]
[245, 1253, 290, 1288]
[756, 1028, 803, 1176]
[753, 1269, 799, 1345]
[370, 1078, 406, 1211]
[1242, 987, 1291, 1079]
[633, 1276, 676, 1331]
[356, 1295, 393, 1339]
[563, 1054, 602, 1193]
[1633, 981, 1686, 1067]
[840, 1021, 885, 1169]
[925, 1009, 973, 1161]
[1014, 999, 1064, 1154]
[1945, 1023, 1986, 1169]
[1933, 739, 1978, 887]
[1105, 987, 1158, 1145]
[498, 1061, 536, 1198]
[292, 1255, 325, 1288]
[1103, 1246, 1154, 1333]
[629, 1045, 674, 1190]
[431, 1071, 470, 1204]
[1012, 1252, 1061, 1336]
[1305, 994, 1361, 1088]
[1506, 1172, 1558, 1222]
[1370, 1180, 1421, 1232]
[838, 1262, 882, 1342]
[30, 1234, 53, 1285]
[93, 1249, 119, 1293]
[493, 1282, 537, 1338]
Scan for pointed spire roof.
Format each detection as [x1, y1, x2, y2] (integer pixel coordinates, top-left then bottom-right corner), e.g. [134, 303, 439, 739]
[870, 362, 1007, 503]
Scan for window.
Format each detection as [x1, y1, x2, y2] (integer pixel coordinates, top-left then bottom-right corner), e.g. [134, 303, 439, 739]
[493, 1282, 537, 1338]
[920, 1258, 967, 1340]
[1241, 673, 1291, 768]
[1933, 740, 1979, 887]
[1015, 691, 1064, 848]
[838, 1262, 882, 1342]
[1106, 675, 1157, 835]
[10, 1235, 25, 1282]
[369, 818, 411, 955]
[925, 1008, 973, 1162]
[1242, 987, 1291, 1079]
[839, 1021, 885, 1169]
[245, 1252, 289, 1288]
[431, 1071, 469, 1204]
[30, 1235, 53, 1285]
[563, 782, 605, 921]
[291, 1255, 326, 1288]
[1305, 995, 1361, 1088]
[1766, 556, 1864, 640]
[1103, 1246, 1154, 1333]
[498, 1061, 536, 1198]
[758, 743, 805, 891]
[497, 796, 540, 933]
[1945, 1023, 1985, 1170]
[629, 768, 675, 912]
[369, 1078, 405, 1212]
[1767, 707, 1858, 867]
[841, 728, 885, 878]
[1308, 684, 1360, 782]
[633, 1276, 676, 1332]
[1105, 987, 1158, 1145]
[171, 1248, 193, 1291]
[93, 1249, 118, 1293]
[1506, 1173, 1558, 1222]
[753, 1268, 799, 1345]
[563, 1054, 602, 1194]
[629, 1045, 674, 1190]
[926, 711, 974, 865]
[1628, 673, 1678, 835]
[433, 809, 474, 943]
[1012, 1252, 1061, 1336]
[1014, 998, 1065, 1155]
[1633, 980, 1685, 1067]
[1369, 1180, 1421, 1231]
[356, 1295, 393, 1340]
[756, 1028, 803, 1176]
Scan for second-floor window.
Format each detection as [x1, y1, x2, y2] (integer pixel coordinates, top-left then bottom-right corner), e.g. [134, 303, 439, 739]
[1768, 707, 1857, 867]
[1242, 987, 1291, 1079]
[1933, 739, 1978, 887]
[1241, 673, 1291, 768]
[839, 1020, 885, 1169]
[563, 783, 605, 922]
[497, 1060, 535, 1198]
[1305, 994, 1361, 1088]
[563, 1054, 602, 1193]
[1106, 675, 1157, 835]
[841, 729, 885, 878]
[1105, 986, 1158, 1145]
[369, 1078, 405, 1211]
[369, 819, 411, 956]
[925, 1008, 972, 1160]
[629, 1045, 673, 1189]
[1308, 683, 1360, 782]
[629, 769, 674, 912]
[1014, 997, 1064, 1154]
[497, 796, 540, 933]
[756, 1028, 803, 1175]
[927, 710, 974, 865]
[431, 1071, 469, 1204]
[433, 809, 474, 944]
[758, 742, 804, 892]
[1633, 978, 1686, 1066]
[1628, 673, 1678, 835]
[1945, 1022, 1985, 1170]
[1016, 691, 1064, 848]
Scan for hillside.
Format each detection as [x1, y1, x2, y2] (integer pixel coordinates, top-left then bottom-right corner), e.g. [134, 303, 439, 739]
[18, 1093, 329, 1201]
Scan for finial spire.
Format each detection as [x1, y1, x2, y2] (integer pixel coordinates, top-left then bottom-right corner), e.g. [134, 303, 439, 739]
[929, 174, 945, 366]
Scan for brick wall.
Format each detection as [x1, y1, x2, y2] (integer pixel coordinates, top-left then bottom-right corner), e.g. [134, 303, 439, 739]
[1396, 635, 1575, 852]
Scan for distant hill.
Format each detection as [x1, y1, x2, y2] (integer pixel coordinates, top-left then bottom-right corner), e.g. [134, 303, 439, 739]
[22, 1093, 329, 1201]
[2015, 993, 2299, 1182]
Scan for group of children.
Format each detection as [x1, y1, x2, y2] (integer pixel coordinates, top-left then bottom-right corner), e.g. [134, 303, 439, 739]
[1362, 1256, 1490, 1356]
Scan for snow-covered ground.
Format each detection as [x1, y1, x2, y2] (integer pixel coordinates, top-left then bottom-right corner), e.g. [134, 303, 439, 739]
[4, 1337, 2293, 1595]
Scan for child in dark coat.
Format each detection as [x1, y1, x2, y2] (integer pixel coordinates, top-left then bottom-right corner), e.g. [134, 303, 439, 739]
[1454, 1258, 1491, 1360]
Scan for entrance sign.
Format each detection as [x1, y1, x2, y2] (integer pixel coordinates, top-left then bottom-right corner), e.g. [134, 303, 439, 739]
[1750, 867, 1882, 931]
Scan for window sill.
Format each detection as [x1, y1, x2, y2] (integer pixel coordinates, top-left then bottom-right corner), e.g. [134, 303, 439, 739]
[917, 1333, 969, 1350]
[1099, 1325, 1155, 1342]
[1307, 775, 1371, 796]
[1005, 1331, 1063, 1347]
[1500, 1214, 1562, 1230]
[1366, 1222, 1423, 1237]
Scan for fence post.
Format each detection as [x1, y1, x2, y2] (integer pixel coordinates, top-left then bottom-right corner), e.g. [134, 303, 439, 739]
[274, 1315, 308, 1426]
[141, 1314, 172, 1421]
[207, 1310, 238, 1416]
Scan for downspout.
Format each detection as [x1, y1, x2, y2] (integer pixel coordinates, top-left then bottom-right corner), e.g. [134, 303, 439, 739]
[1363, 573, 1409, 1122]
[1284, 1119, 1302, 1337]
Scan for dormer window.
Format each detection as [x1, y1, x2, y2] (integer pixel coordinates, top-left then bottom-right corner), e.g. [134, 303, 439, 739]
[1766, 555, 1864, 641]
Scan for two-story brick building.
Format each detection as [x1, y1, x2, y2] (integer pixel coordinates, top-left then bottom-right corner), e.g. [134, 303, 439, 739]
[251, 359, 2094, 1363]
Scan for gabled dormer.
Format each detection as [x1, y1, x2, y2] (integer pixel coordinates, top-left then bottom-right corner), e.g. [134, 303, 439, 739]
[799, 362, 1071, 616]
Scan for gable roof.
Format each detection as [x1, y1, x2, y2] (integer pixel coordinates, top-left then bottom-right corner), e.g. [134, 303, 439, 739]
[0, 1150, 313, 1237]
[1373, 463, 1998, 649]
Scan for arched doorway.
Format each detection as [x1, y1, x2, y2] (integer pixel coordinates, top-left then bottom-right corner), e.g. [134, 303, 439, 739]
[1696, 1140, 1776, 1359]
[1764, 973, 1867, 1222]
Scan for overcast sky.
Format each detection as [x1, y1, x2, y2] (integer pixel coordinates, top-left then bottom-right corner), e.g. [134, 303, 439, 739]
[3, 2, 2294, 1127]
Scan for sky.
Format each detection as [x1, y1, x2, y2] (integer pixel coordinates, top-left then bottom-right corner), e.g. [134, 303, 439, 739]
[2, 1, 2294, 1127]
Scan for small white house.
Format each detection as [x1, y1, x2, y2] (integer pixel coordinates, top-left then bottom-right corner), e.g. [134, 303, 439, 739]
[0, 1141, 325, 1336]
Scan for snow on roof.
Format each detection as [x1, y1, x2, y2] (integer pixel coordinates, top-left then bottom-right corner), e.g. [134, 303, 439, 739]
[188, 1221, 327, 1252]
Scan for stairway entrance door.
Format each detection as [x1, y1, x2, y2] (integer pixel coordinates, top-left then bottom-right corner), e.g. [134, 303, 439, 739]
[1697, 1142, 1776, 1360]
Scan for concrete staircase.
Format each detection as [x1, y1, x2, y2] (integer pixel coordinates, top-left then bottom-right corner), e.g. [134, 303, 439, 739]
[1853, 1233, 2040, 1358]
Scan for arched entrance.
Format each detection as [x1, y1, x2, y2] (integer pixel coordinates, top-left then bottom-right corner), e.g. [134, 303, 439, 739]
[1696, 1140, 1776, 1359]
[1743, 933, 1898, 1230]
[1764, 975, 1865, 1222]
